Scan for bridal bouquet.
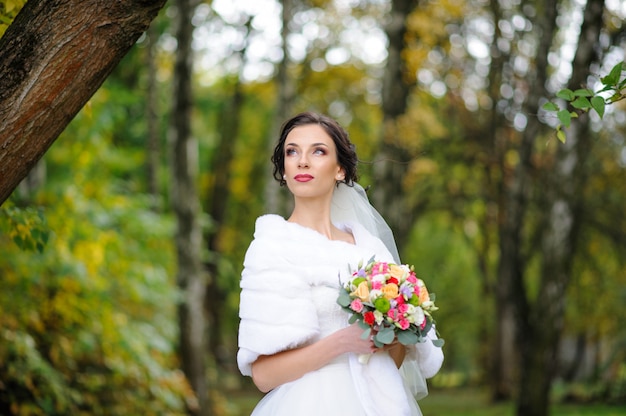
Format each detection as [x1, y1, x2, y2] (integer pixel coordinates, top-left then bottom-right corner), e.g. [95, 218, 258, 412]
[337, 256, 444, 350]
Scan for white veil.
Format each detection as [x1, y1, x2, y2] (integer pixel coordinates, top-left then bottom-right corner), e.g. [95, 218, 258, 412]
[330, 182, 400, 264]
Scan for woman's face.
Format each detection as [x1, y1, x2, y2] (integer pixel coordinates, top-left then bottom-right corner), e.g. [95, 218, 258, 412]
[283, 124, 345, 200]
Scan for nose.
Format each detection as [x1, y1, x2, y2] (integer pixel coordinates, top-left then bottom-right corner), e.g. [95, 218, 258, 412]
[298, 153, 309, 168]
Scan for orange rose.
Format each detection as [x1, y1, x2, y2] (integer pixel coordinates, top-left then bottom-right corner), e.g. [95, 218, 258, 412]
[418, 280, 430, 304]
[382, 283, 399, 300]
[389, 264, 406, 280]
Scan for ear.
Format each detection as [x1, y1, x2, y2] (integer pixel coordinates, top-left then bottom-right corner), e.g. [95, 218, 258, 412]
[335, 167, 346, 181]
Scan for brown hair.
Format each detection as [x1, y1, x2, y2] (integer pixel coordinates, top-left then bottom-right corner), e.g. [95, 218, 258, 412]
[271, 112, 358, 186]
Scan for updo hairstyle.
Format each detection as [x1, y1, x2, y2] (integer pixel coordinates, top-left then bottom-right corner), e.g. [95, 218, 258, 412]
[271, 111, 358, 187]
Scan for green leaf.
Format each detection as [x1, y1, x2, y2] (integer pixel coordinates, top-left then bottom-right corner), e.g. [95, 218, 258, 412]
[556, 89, 574, 101]
[543, 102, 559, 112]
[397, 330, 419, 345]
[601, 61, 623, 86]
[12, 235, 25, 249]
[557, 109, 571, 128]
[557, 129, 566, 143]
[337, 291, 352, 307]
[571, 96, 591, 109]
[573, 89, 593, 97]
[432, 338, 445, 348]
[591, 96, 605, 118]
[375, 327, 395, 344]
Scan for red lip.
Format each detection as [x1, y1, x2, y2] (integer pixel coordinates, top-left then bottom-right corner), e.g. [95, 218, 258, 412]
[294, 174, 314, 182]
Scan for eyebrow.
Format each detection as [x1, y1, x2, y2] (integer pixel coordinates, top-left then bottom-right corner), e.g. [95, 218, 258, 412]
[285, 142, 330, 147]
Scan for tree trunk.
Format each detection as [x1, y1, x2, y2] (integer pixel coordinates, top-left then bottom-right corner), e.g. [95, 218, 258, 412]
[204, 18, 251, 363]
[516, 1, 604, 414]
[145, 22, 160, 204]
[170, 0, 210, 414]
[264, 0, 295, 215]
[0, 0, 166, 205]
[492, 0, 558, 405]
[372, 0, 419, 249]
[485, 0, 515, 400]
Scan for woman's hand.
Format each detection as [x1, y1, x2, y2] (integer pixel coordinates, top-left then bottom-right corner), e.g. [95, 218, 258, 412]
[336, 323, 377, 355]
[338, 324, 406, 366]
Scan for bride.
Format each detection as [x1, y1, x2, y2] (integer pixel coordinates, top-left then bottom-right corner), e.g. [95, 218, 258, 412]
[237, 111, 444, 415]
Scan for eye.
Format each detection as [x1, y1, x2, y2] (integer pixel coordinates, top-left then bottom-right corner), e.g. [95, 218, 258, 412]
[313, 147, 327, 155]
[285, 147, 297, 156]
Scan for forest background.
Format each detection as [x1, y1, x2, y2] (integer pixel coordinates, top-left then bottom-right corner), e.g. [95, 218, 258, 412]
[0, 0, 625, 415]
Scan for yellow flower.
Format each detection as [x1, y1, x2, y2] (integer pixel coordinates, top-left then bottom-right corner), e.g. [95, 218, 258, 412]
[382, 283, 399, 300]
[389, 264, 406, 280]
[418, 280, 430, 304]
[351, 281, 370, 302]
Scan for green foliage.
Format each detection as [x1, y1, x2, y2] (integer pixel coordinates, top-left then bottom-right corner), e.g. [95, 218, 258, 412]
[0, 204, 49, 253]
[543, 61, 626, 142]
[405, 215, 484, 383]
[0, 74, 192, 414]
[0, 0, 26, 37]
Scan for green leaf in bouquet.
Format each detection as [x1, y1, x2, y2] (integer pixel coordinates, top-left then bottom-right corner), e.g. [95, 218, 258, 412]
[421, 319, 433, 334]
[398, 330, 419, 345]
[349, 314, 360, 324]
[337, 291, 352, 307]
[432, 338, 445, 348]
[376, 327, 395, 345]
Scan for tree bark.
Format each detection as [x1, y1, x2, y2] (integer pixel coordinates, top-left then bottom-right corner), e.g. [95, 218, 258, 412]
[170, 0, 210, 414]
[204, 17, 251, 364]
[0, 0, 166, 205]
[264, 0, 295, 216]
[145, 22, 160, 204]
[485, 0, 516, 400]
[493, 0, 559, 403]
[372, 0, 420, 249]
[516, 1, 605, 415]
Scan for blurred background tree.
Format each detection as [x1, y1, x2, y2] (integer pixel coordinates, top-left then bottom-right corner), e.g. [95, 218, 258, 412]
[1, 0, 625, 415]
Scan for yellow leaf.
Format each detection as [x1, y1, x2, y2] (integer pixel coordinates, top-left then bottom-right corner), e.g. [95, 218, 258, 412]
[5, 0, 17, 13]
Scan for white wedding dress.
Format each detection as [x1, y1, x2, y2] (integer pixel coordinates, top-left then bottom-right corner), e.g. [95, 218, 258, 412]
[237, 215, 443, 416]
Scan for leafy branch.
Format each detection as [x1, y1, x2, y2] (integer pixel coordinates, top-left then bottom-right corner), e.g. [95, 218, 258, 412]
[543, 61, 625, 142]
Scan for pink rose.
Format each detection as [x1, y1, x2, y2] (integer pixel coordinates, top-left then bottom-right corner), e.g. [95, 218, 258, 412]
[399, 318, 410, 330]
[372, 262, 389, 275]
[350, 299, 364, 313]
[398, 303, 409, 315]
[387, 308, 398, 321]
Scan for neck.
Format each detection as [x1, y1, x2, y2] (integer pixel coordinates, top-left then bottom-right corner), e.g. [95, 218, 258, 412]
[288, 195, 335, 239]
